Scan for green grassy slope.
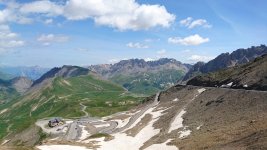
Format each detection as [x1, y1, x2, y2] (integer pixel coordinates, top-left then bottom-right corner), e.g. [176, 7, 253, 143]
[0, 74, 143, 139]
[110, 69, 185, 96]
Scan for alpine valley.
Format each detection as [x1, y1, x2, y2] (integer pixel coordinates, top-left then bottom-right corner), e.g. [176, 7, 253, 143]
[0, 45, 266, 150]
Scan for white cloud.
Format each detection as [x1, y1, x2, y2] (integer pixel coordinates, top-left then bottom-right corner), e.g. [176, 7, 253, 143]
[168, 34, 209, 46]
[108, 59, 119, 64]
[180, 17, 211, 29]
[156, 49, 167, 58]
[108, 58, 128, 64]
[156, 49, 166, 55]
[37, 34, 69, 45]
[181, 49, 191, 53]
[189, 19, 212, 29]
[126, 42, 148, 49]
[0, 2, 32, 24]
[144, 38, 160, 43]
[0, 25, 25, 53]
[0, 0, 175, 31]
[188, 55, 214, 62]
[44, 18, 53, 24]
[144, 58, 155, 61]
[76, 48, 90, 52]
[179, 17, 192, 26]
[80, 0, 175, 31]
[19, 0, 63, 16]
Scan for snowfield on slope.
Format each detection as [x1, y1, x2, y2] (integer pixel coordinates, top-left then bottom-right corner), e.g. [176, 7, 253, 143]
[168, 109, 186, 133]
[86, 107, 167, 150]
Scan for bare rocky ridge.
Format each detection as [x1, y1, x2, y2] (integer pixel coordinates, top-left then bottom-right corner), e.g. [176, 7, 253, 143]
[32, 65, 90, 87]
[89, 58, 190, 78]
[187, 54, 267, 91]
[183, 45, 267, 81]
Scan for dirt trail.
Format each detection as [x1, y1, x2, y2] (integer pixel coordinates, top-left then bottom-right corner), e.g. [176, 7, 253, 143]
[80, 103, 88, 117]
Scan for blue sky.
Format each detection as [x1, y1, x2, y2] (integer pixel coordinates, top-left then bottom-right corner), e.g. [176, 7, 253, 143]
[0, 0, 266, 67]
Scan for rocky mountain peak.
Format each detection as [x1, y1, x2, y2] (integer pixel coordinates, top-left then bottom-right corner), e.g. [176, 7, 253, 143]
[32, 66, 89, 86]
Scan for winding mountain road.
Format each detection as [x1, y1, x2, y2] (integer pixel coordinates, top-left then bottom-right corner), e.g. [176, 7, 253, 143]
[38, 92, 161, 141]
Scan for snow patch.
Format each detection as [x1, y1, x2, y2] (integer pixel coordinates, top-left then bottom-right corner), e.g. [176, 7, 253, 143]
[168, 109, 186, 133]
[79, 125, 90, 140]
[173, 98, 179, 102]
[227, 82, 233, 86]
[145, 139, 178, 150]
[243, 84, 248, 88]
[127, 106, 154, 130]
[37, 145, 89, 150]
[197, 88, 206, 94]
[1, 139, 10, 145]
[94, 124, 110, 128]
[168, 108, 192, 138]
[196, 125, 202, 130]
[221, 82, 233, 88]
[179, 128, 191, 139]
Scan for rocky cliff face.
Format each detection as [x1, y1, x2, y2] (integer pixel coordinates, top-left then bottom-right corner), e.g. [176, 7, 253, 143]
[183, 45, 267, 81]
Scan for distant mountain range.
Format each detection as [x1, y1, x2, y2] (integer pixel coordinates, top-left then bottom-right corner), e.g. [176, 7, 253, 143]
[0, 71, 14, 80]
[0, 66, 50, 80]
[89, 58, 191, 95]
[183, 45, 267, 81]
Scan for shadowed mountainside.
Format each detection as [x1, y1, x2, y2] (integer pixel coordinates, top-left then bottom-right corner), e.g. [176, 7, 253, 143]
[187, 54, 267, 91]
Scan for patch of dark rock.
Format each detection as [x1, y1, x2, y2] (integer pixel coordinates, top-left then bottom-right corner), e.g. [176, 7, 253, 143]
[206, 101, 215, 106]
